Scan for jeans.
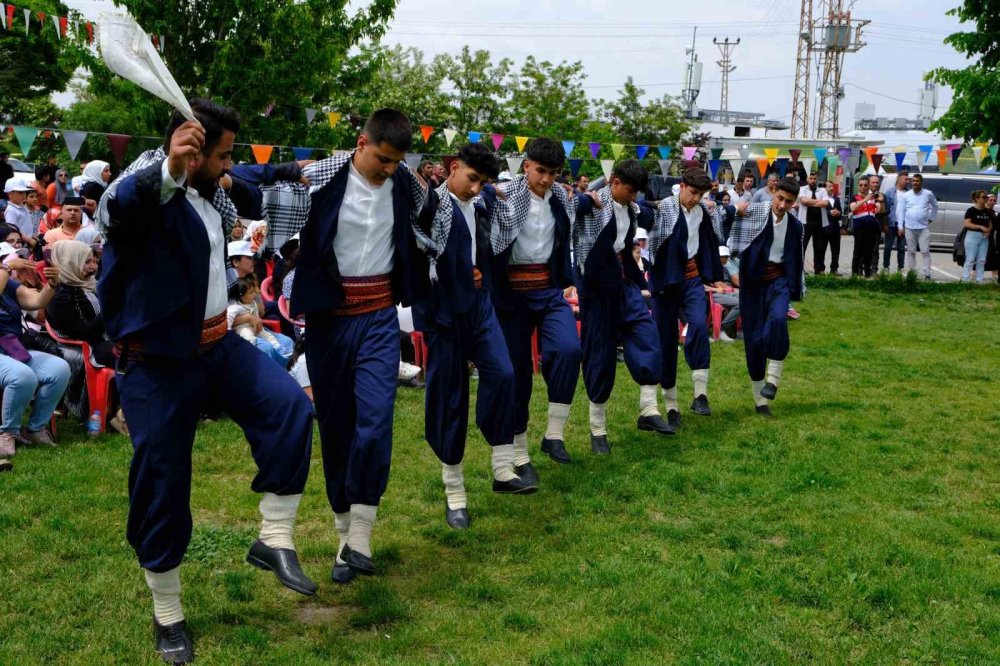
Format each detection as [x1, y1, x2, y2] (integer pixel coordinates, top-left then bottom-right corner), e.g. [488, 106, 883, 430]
[0, 351, 71, 432]
[883, 227, 905, 270]
[904, 227, 932, 278]
[254, 331, 294, 367]
[962, 230, 989, 283]
[852, 224, 880, 277]
[713, 292, 740, 327]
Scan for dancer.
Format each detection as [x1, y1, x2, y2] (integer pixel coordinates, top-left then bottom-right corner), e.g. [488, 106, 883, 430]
[292, 109, 428, 584]
[413, 142, 530, 530]
[573, 159, 668, 451]
[725, 176, 805, 415]
[490, 138, 581, 474]
[100, 99, 315, 664]
[646, 168, 724, 428]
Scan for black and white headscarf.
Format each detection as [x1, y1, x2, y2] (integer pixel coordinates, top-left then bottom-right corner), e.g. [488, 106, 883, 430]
[572, 185, 638, 273]
[649, 195, 723, 262]
[490, 175, 577, 255]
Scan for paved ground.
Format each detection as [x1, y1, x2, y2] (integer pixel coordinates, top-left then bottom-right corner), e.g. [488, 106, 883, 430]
[803, 234, 963, 283]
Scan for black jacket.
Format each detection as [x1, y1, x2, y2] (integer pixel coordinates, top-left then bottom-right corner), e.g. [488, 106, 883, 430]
[46, 284, 115, 366]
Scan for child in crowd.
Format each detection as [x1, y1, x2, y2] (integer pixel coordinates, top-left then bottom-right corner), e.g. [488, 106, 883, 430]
[25, 190, 44, 237]
[287, 336, 312, 402]
[227, 275, 293, 365]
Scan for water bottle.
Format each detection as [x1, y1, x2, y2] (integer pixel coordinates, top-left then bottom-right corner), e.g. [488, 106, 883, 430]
[87, 410, 102, 437]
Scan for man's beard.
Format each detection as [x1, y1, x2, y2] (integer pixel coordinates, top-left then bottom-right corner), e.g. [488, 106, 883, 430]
[189, 167, 222, 199]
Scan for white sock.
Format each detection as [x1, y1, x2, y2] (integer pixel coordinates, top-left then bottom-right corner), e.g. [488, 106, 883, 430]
[544, 403, 571, 441]
[661, 386, 679, 413]
[766, 359, 784, 387]
[491, 443, 517, 482]
[258, 492, 301, 551]
[751, 379, 768, 407]
[589, 401, 607, 436]
[513, 431, 530, 467]
[145, 567, 184, 626]
[334, 512, 350, 564]
[639, 385, 661, 417]
[441, 462, 467, 510]
[347, 504, 377, 558]
[692, 369, 709, 398]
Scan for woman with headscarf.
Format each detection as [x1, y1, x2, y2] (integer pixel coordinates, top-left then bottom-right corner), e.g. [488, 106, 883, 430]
[46, 168, 72, 208]
[77, 160, 112, 204]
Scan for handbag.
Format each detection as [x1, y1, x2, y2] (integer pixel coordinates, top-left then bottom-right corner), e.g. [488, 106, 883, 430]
[953, 228, 968, 266]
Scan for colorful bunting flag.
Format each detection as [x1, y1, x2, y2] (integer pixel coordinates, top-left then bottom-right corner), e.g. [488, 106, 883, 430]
[917, 144, 933, 159]
[251, 145, 274, 165]
[443, 128, 458, 147]
[589, 142, 601, 158]
[863, 146, 878, 163]
[682, 146, 698, 161]
[738, 146, 751, 161]
[610, 144, 624, 159]
[801, 157, 815, 175]
[636, 145, 649, 160]
[871, 154, 883, 172]
[894, 152, 907, 170]
[420, 125, 434, 144]
[491, 134, 505, 151]
[23, 8, 29, 36]
[950, 146, 962, 165]
[837, 147, 851, 165]
[562, 141, 575, 157]
[935, 148, 949, 168]
[658, 160, 673, 176]
[305, 108, 318, 124]
[62, 130, 87, 161]
[813, 148, 828, 166]
[467, 131, 481, 144]
[568, 159, 584, 178]
[658, 146, 672, 160]
[13, 126, 39, 157]
[763, 148, 779, 165]
[775, 157, 789, 178]
[600, 159, 615, 180]
[916, 152, 926, 172]
[990, 144, 999, 163]
[292, 147, 313, 161]
[1, 4, 7, 30]
[327, 112, 341, 127]
[789, 148, 801, 163]
[506, 157, 524, 176]
[755, 158, 769, 179]
[710, 147, 723, 161]
[707, 159, 722, 180]
[107, 134, 131, 167]
[404, 153, 423, 172]
[515, 136, 529, 152]
[972, 145, 984, 165]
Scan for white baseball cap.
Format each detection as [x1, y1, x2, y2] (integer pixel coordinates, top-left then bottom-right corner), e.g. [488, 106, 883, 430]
[719, 245, 731, 257]
[227, 240, 254, 258]
[634, 227, 648, 241]
[3, 178, 32, 194]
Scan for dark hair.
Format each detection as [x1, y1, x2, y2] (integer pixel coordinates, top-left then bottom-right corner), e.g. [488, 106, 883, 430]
[611, 159, 648, 191]
[164, 98, 241, 155]
[228, 274, 258, 302]
[526, 138, 566, 168]
[776, 177, 800, 197]
[456, 142, 499, 179]
[911, 173, 922, 181]
[681, 168, 712, 192]
[287, 334, 306, 372]
[363, 108, 413, 152]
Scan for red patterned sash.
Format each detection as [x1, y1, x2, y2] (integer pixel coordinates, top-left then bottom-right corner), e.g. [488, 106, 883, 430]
[508, 263, 551, 292]
[333, 274, 394, 316]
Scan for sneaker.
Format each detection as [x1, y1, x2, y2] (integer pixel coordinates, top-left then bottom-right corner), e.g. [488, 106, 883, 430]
[398, 361, 421, 382]
[0, 458, 11, 472]
[21, 427, 56, 447]
[786, 308, 800, 320]
[719, 331, 736, 343]
[0, 432, 15, 458]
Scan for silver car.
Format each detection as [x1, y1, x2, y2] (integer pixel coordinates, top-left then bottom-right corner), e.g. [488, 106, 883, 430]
[906, 174, 1000, 248]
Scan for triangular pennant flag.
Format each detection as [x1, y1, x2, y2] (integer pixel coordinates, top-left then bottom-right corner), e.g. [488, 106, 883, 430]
[973, 146, 984, 165]
[636, 145, 649, 160]
[801, 158, 815, 174]
[13, 126, 39, 157]
[305, 108, 318, 124]
[813, 148, 828, 166]
[863, 146, 878, 162]
[23, 8, 30, 36]
[107, 134, 131, 167]
[348, 115, 364, 130]
[894, 152, 907, 170]
[292, 147, 313, 161]
[515, 136, 529, 152]
[62, 130, 88, 161]
[683, 146, 698, 161]
[251, 145, 274, 165]
[763, 147, 779, 165]
[404, 153, 423, 172]
[707, 159, 722, 180]
[491, 134, 505, 151]
[35, 11, 43, 23]
[775, 157, 790, 178]
[658, 146, 672, 160]
[990, 144, 999, 163]
[51, 15, 59, 39]
[916, 152, 926, 172]
[871, 154, 883, 172]
[935, 148, 949, 167]
[562, 141, 575, 157]
[738, 146, 751, 161]
[442, 155, 457, 173]
[658, 160, 673, 176]
[789, 149, 801, 162]
[420, 125, 434, 144]
[950, 147, 962, 165]
[589, 142, 601, 158]
[838, 147, 851, 164]
[946, 142, 962, 151]
[1, 4, 7, 31]
[755, 158, 769, 179]
[568, 158, 584, 178]
[443, 128, 458, 147]
[610, 144, 624, 159]
[600, 159, 615, 180]
[506, 157, 524, 176]
[710, 147, 723, 161]
[85, 21, 94, 44]
[327, 112, 341, 127]
[918, 144, 933, 158]
[467, 131, 481, 144]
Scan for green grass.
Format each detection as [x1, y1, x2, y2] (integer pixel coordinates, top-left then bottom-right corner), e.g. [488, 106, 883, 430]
[2, 285, 999, 664]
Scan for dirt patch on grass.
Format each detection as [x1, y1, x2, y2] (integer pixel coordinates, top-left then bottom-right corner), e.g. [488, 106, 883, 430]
[766, 535, 788, 548]
[296, 603, 361, 625]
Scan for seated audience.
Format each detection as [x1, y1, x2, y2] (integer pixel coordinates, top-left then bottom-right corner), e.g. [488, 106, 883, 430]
[43, 197, 86, 244]
[227, 275, 294, 366]
[708, 245, 741, 342]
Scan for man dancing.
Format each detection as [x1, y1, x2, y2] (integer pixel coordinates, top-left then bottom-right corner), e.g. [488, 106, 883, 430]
[292, 109, 427, 584]
[726, 176, 805, 414]
[574, 159, 669, 451]
[646, 168, 724, 428]
[413, 142, 530, 530]
[490, 138, 581, 475]
[100, 99, 315, 664]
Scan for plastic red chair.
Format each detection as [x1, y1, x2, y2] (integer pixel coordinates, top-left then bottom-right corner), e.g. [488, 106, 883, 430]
[707, 292, 723, 341]
[260, 276, 276, 302]
[261, 319, 281, 333]
[265, 258, 275, 279]
[410, 331, 428, 374]
[277, 296, 305, 328]
[44, 320, 115, 434]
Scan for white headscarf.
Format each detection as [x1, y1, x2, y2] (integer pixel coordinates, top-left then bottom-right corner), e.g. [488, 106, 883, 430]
[73, 227, 102, 246]
[81, 161, 110, 189]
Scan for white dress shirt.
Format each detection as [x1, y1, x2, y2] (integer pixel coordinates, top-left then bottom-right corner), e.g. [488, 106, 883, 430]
[683, 204, 703, 258]
[512, 191, 555, 264]
[768, 213, 788, 264]
[160, 161, 228, 319]
[333, 162, 395, 277]
[450, 192, 477, 263]
[612, 201, 631, 252]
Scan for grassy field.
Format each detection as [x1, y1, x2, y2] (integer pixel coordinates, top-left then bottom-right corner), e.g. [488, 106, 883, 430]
[2, 283, 999, 664]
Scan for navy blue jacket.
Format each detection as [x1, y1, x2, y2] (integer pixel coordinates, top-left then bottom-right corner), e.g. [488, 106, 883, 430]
[739, 214, 805, 301]
[648, 205, 724, 292]
[98, 160, 221, 357]
[577, 196, 653, 297]
[291, 165, 422, 317]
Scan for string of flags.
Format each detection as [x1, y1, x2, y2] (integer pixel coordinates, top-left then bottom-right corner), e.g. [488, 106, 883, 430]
[0, 2, 165, 51]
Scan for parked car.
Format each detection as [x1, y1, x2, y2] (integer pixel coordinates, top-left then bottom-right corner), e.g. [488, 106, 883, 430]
[7, 157, 35, 184]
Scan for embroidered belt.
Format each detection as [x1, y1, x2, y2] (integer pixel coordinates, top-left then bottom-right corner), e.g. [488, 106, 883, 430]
[763, 262, 785, 281]
[684, 258, 700, 280]
[473, 266, 483, 290]
[508, 263, 551, 292]
[333, 274, 394, 316]
[114, 312, 228, 363]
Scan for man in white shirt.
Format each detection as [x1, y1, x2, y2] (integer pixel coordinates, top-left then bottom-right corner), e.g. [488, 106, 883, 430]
[895, 173, 939, 279]
[100, 99, 316, 664]
[797, 172, 832, 273]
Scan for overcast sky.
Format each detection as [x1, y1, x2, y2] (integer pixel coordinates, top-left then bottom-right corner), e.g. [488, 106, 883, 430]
[64, 0, 971, 127]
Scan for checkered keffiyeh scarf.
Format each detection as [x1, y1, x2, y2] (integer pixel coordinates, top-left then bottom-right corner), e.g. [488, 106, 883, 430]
[649, 196, 723, 263]
[261, 181, 310, 249]
[726, 202, 777, 254]
[96, 146, 238, 236]
[490, 175, 577, 255]
[572, 185, 638, 272]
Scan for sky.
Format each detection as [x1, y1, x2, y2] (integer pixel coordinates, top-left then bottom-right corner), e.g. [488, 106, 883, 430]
[63, 0, 972, 129]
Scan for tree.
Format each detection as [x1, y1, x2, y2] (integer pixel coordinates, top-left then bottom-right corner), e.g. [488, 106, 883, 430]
[507, 57, 591, 139]
[433, 47, 513, 131]
[929, 1, 1000, 144]
[597, 77, 690, 148]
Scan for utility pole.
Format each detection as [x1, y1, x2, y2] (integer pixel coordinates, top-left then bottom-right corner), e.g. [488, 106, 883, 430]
[713, 36, 740, 125]
[681, 27, 702, 118]
[790, 0, 813, 138]
[813, 0, 868, 138]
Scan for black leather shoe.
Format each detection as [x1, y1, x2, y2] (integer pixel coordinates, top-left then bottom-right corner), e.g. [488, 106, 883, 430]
[246, 540, 318, 596]
[515, 462, 539, 485]
[637, 414, 676, 435]
[590, 434, 610, 454]
[154, 619, 194, 665]
[340, 544, 376, 576]
[445, 505, 470, 530]
[492, 476, 538, 495]
[667, 409, 681, 429]
[331, 547, 356, 585]
[691, 395, 711, 416]
[540, 437, 571, 464]
[760, 382, 778, 400]
[755, 405, 773, 417]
